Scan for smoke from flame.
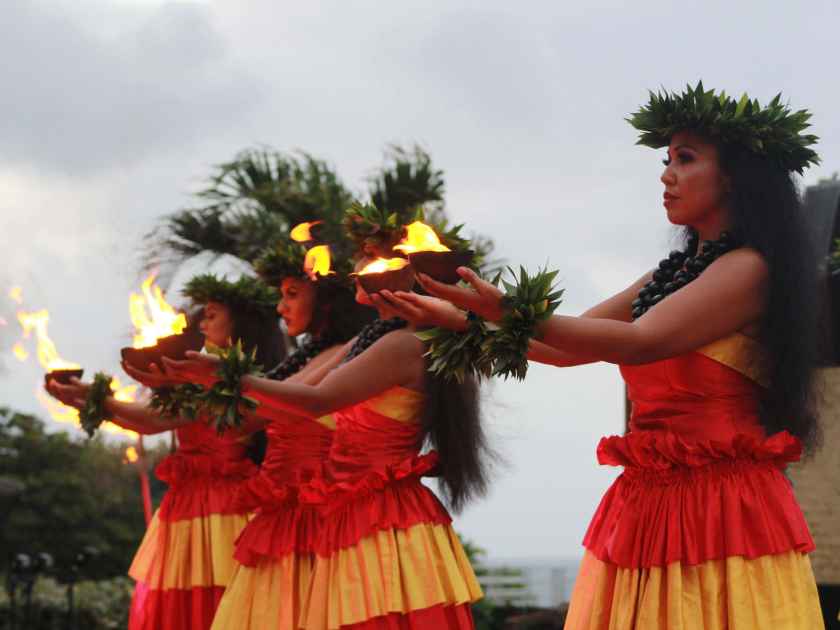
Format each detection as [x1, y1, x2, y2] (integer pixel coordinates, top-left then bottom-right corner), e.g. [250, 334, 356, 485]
[393, 221, 451, 255]
[130, 273, 187, 349]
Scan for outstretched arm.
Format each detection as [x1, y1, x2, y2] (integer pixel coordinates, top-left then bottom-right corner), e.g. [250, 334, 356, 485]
[533, 250, 767, 364]
[239, 331, 425, 418]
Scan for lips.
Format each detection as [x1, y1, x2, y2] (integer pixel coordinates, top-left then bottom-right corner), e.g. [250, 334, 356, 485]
[663, 192, 679, 202]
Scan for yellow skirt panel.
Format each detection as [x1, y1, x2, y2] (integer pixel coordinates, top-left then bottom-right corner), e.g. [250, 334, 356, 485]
[211, 554, 315, 630]
[565, 550, 824, 630]
[129, 510, 250, 590]
[301, 523, 483, 630]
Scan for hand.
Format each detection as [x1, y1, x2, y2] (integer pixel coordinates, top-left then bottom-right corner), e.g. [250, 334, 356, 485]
[372, 291, 468, 331]
[122, 361, 177, 389]
[46, 378, 90, 410]
[161, 352, 221, 387]
[416, 267, 505, 322]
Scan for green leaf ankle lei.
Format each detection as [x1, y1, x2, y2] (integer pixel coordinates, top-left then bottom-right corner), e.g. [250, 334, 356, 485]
[417, 313, 495, 384]
[200, 341, 263, 434]
[79, 372, 113, 437]
[488, 266, 564, 380]
[149, 383, 205, 420]
[417, 266, 563, 382]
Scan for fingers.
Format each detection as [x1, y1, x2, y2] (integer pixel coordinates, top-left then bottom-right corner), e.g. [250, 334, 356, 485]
[417, 273, 479, 310]
[378, 290, 425, 322]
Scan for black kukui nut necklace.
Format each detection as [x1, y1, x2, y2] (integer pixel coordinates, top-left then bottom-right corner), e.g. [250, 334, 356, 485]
[631, 231, 740, 320]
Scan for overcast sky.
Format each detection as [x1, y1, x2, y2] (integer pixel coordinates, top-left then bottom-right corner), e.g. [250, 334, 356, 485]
[1, 0, 838, 562]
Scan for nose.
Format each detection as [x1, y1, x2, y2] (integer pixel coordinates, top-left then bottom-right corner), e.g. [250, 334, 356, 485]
[661, 163, 676, 186]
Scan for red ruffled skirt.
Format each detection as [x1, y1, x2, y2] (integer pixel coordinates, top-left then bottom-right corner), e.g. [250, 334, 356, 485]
[127, 454, 256, 630]
[565, 431, 823, 630]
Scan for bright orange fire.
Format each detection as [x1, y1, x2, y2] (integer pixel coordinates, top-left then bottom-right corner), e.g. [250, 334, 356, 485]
[393, 221, 451, 255]
[291, 221, 322, 243]
[125, 446, 139, 463]
[12, 342, 29, 362]
[17, 310, 80, 371]
[304, 245, 333, 280]
[130, 273, 187, 349]
[8, 286, 23, 304]
[357, 257, 410, 275]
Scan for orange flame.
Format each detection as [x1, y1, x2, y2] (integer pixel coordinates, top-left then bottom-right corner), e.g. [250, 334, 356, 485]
[357, 257, 410, 275]
[304, 245, 333, 280]
[125, 446, 139, 463]
[291, 221, 322, 243]
[17, 310, 80, 371]
[12, 342, 29, 362]
[393, 221, 451, 255]
[8, 286, 23, 304]
[130, 273, 187, 349]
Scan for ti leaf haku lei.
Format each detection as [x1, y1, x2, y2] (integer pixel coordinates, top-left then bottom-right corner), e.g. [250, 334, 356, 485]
[79, 372, 114, 437]
[182, 274, 278, 316]
[627, 81, 819, 174]
[418, 267, 564, 382]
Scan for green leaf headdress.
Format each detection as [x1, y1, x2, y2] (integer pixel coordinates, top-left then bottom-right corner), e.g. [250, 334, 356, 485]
[343, 202, 474, 258]
[627, 81, 819, 174]
[182, 274, 278, 317]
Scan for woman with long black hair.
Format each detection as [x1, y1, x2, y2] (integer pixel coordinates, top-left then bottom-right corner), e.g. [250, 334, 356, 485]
[378, 83, 825, 629]
[48, 273, 284, 630]
[164, 246, 493, 629]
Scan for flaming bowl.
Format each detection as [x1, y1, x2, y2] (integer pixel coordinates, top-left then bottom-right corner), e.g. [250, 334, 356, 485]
[121, 330, 204, 372]
[356, 265, 416, 295]
[44, 368, 84, 388]
[407, 250, 474, 284]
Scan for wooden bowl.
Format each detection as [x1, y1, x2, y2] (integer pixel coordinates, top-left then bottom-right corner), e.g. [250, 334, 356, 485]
[44, 368, 84, 388]
[408, 250, 474, 284]
[355, 265, 416, 294]
[120, 330, 204, 372]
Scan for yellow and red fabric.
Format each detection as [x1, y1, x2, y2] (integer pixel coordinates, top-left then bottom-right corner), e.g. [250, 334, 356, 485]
[565, 334, 824, 629]
[296, 387, 482, 630]
[128, 422, 256, 630]
[210, 412, 334, 630]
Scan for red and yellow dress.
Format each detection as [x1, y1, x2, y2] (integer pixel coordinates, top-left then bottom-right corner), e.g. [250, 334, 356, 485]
[565, 333, 824, 630]
[128, 421, 257, 630]
[299, 386, 483, 630]
[210, 412, 334, 629]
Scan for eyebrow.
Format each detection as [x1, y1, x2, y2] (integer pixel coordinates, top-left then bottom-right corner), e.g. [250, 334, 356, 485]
[671, 144, 696, 151]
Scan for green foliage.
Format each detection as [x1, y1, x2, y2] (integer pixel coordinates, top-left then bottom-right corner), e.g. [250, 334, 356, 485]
[79, 373, 113, 438]
[196, 341, 262, 434]
[0, 408, 166, 580]
[628, 81, 820, 174]
[828, 238, 840, 274]
[182, 273, 278, 316]
[149, 383, 205, 420]
[369, 145, 445, 217]
[491, 267, 564, 380]
[0, 576, 133, 629]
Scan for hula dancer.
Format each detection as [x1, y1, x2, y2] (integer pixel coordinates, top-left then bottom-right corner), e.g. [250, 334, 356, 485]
[210, 234, 375, 629]
[48, 273, 283, 630]
[381, 83, 825, 629]
[163, 218, 491, 629]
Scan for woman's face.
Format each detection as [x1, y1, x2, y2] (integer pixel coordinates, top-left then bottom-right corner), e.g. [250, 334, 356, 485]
[660, 131, 730, 228]
[200, 301, 233, 348]
[277, 277, 317, 337]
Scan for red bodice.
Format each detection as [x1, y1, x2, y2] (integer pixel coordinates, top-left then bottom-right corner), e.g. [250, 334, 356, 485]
[583, 336, 814, 569]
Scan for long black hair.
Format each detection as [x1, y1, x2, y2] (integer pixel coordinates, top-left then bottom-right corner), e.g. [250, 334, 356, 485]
[226, 307, 285, 465]
[688, 143, 821, 452]
[310, 279, 377, 343]
[420, 370, 495, 513]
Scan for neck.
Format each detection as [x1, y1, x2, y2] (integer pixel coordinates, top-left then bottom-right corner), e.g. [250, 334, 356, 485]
[691, 208, 731, 242]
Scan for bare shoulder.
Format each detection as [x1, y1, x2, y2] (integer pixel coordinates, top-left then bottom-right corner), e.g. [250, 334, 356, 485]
[706, 247, 769, 285]
[376, 327, 424, 356]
